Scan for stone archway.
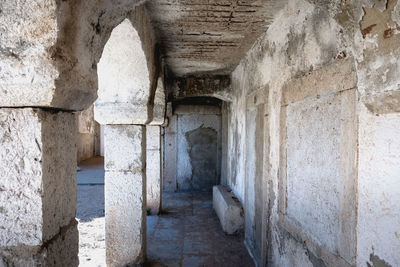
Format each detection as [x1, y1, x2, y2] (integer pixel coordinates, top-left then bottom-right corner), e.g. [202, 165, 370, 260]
[0, 2, 162, 266]
[94, 17, 155, 266]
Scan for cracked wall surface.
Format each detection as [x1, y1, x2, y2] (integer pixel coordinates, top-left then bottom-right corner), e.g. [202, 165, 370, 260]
[163, 104, 222, 191]
[224, 0, 400, 266]
[1, 0, 400, 266]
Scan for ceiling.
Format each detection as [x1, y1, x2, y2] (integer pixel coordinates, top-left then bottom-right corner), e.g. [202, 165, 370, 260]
[146, 0, 286, 77]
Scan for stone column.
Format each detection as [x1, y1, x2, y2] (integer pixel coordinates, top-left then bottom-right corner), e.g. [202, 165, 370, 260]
[146, 125, 162, 215]
[0, 108, 78, 266]
[104, 125, 146, 266]
[94, 17, 164, 265]
[163, 103, 178, 191]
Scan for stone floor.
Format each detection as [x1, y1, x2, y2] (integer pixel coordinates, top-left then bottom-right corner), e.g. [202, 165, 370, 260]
[76, 157, 253, 267]
[147, 192, 254, 267]
[77, 157, 105, 222]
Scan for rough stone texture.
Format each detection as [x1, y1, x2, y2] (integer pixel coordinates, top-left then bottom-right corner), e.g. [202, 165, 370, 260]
[0, 0, 150, 110]
[146, 0, 288, 76]
[0, 220, 79, 267]
[42, 220, 79, 267]
[213, 185, 244, 235]
[104, 125, 146, 266]
[95, 18, 152, 125]
[0, 108, 78, 265]
[2, 0, 400, 266]
[170, 75, 232, 102]
[357, 104, 400, 267]
[105, 171, 145, 266]
[104, 125, 144, 172]
[146, 126, 162, 215]
[149, 77, 166, 126]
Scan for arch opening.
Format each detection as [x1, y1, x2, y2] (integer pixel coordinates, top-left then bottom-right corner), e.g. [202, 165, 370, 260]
[77, 17, 156, 266]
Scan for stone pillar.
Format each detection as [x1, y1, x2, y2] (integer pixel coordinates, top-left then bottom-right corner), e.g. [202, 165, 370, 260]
[146, 126, 162, 215]
[94, 17, 163, 265]
[163, 103, 178, 191]
[104, 125, 146, 266]
[0, 108, 78, 266]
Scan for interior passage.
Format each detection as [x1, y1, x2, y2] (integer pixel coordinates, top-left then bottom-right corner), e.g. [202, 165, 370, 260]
[76, 158, 252, 267]
[147, 192, 253, 267]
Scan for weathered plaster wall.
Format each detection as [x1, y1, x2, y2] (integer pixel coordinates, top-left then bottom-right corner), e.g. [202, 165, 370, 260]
[357, 105, 400, 267]
[286, 93, 342, 252]
[226, 86, 246, 204]
[226, 0, 400, 266]
[244, 102, 265, 265]
[220, 102, 229, 186]
[163, 104, 222, 191]
[348, 1, 400, 266]
[176, 105, 221, 191]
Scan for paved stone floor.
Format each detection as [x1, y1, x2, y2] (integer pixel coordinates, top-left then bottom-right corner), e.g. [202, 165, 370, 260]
[77, 157, 105, 222]
[147, 191, 254, 267]
[77, 157, 253, 267]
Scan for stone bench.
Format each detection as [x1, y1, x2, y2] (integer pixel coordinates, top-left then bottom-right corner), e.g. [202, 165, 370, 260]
[213, 185, 244, 234]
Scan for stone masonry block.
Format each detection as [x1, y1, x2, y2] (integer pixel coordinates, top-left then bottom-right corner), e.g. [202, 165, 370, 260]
[104, 125, 145, 172]
[0, 108, 77, 247]
[147, 149, 161, 215]
[213, 185, 244, 234]
[105, 171, 146, 266]
[0, 220, 78, 266]
[146, 126, 161, 150]
[104, 124, 146, 266]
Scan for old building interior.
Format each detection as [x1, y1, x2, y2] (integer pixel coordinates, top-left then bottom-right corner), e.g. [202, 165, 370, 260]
[1, 0, 400, 266]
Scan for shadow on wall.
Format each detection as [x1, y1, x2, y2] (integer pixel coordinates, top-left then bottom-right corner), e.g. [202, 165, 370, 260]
[186, 127, 218, 191]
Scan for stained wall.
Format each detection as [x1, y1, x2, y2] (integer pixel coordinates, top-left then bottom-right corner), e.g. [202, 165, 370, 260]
[163, 104, 222, 191]
[224, 0, 400, 266]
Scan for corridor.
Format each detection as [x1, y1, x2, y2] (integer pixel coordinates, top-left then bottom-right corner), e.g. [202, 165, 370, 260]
[147, 192, 253, 267]
[2, 1, 399, 265]
[76, 158, 252, 267]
